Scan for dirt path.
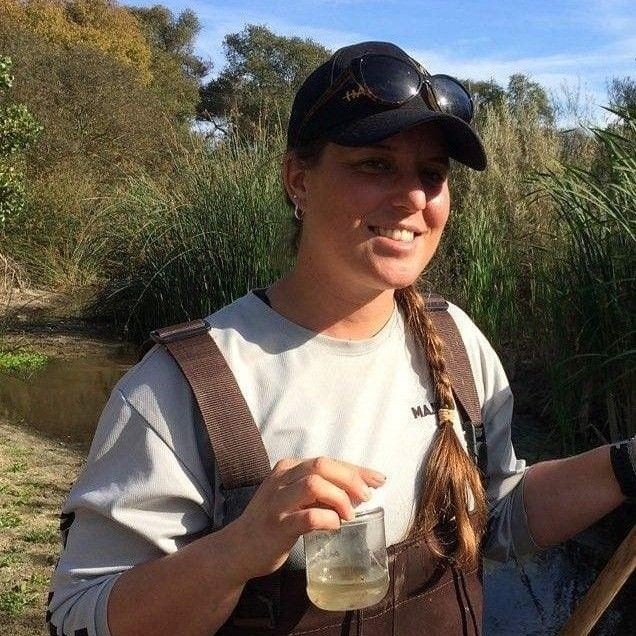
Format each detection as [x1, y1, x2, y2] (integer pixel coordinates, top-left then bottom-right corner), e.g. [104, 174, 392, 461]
[0, 419, 84, 636]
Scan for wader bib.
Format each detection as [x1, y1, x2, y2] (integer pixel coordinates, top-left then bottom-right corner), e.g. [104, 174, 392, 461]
[148, 294, 487, 635]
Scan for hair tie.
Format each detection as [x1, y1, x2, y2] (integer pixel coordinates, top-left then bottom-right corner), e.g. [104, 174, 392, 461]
[437, 408, 456, 426]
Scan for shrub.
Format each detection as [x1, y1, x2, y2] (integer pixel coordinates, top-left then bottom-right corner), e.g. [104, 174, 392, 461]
[0, 55, 41, 227]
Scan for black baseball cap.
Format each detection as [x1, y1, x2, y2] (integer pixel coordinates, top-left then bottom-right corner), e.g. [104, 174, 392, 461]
[287, 41, 487, 171]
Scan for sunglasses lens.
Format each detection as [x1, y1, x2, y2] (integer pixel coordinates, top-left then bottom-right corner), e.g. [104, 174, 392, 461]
[428, 75, 474, 123]
[359, 55, 421, 104]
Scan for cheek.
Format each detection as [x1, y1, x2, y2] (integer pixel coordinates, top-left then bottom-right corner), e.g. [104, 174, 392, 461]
[425, 188, 450, 231]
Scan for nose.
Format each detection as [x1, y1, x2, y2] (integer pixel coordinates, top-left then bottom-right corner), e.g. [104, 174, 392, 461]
[390, 170, 428, 214]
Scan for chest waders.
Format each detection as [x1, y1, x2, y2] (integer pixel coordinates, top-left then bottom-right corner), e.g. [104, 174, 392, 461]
[147, 295, 488, 635]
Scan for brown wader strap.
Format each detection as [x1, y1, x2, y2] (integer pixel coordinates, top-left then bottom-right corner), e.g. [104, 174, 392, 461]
[150, 319, 271, 490]
[424, 294, 488, 477]
[151, 320, 279, 629]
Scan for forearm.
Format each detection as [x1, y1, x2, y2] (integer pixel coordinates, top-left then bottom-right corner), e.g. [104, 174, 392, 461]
[523, 445, 626, 548]
[107, 522, 250, 636]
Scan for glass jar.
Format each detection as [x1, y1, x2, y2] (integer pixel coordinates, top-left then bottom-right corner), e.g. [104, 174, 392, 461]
[303, 507, 390, 611]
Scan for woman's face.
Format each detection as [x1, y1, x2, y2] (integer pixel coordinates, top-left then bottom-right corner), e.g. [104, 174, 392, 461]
[287, 123, 451, 296]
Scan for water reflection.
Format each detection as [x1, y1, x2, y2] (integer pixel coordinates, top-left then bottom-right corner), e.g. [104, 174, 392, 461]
[0, 348, 135, 447]
[484, 543, 628, 635]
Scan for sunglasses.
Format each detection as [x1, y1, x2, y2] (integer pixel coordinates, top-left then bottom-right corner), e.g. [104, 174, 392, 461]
[296, 54, 474, 145]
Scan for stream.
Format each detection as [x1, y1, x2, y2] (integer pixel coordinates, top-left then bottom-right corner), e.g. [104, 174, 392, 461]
[0, 338, 633, 635]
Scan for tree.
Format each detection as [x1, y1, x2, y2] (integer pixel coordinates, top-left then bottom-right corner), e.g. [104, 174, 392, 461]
[462, 79, 506, 114]
[0, 0, 153, 82]
[128, 4, 209, 121]
[0, 1, 206, 122]
[0, 56, 42, 228]
[128, 4, 208, 80]
[0, 21, 174, 278]
[0, 27, 170, 181]
[200, 24, 331, 137]
[506, 73, 554, 125]
[608, 75, 636, 117]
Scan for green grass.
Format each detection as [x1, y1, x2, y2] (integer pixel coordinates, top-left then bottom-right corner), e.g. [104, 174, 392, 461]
[0, 511, 22, 528]
[435, 99, 562, 351]
[0, 420, 84, 634]
[8, 461, 27, 474]
[4, 443, 32, 458]
[0, 480, 38, 506]
[0, 350, 49, 375]
[92, 128, 293, 341]
[22, 528, 58, 544]
[0, 574, 47, 618]
[0, 586, 33, 618]
[0, 549, 24, 568]
[10, 484, 36, 507]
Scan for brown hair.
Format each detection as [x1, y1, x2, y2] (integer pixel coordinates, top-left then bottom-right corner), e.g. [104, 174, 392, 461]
[286, 146, 488, 569]
[396, 285, 487, 569]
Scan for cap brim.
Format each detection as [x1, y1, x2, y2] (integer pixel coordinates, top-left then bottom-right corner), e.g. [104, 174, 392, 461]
[324, 96, 487, 171]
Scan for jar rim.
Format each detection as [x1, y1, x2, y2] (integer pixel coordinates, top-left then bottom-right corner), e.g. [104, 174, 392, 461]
[341, 506, 384, 524]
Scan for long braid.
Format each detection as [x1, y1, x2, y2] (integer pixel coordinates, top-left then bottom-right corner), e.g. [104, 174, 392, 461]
[396, 285, 487, 569]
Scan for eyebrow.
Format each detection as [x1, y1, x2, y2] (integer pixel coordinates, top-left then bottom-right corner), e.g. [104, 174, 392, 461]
[354, 144, 448, 162]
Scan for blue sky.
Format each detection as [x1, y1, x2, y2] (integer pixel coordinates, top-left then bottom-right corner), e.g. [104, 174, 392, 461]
[130, 0, 635, 122]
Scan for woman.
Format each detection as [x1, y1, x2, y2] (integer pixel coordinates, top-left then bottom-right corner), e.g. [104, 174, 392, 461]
[47, 42, 633, 636]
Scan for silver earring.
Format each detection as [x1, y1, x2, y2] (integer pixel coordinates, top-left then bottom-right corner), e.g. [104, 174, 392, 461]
[293, 200, 303, 221]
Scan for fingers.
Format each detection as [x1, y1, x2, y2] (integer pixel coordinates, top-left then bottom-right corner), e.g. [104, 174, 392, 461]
[236, 456, 385, 579]
[288, 507, 342, 535]
[274, 456, 386, 505]
[278, 473, 356, 521]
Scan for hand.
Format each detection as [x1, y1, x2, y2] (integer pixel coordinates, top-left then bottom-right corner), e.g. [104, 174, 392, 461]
[226, 457, 386, 581]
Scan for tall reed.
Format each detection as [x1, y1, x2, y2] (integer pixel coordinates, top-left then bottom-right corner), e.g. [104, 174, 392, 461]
[94, 128, 292, 341]
[91, 103, 633, 457]
[530, 108, 635, 451]
[433, 100, 561, 357]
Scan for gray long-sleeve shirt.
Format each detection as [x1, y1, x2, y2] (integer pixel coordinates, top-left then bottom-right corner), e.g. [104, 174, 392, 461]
[48, 292, 539, 635]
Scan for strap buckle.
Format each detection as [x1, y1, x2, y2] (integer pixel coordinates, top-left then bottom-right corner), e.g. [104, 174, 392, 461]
[150, 319, 209, 344]
[424, 293, 449, 312]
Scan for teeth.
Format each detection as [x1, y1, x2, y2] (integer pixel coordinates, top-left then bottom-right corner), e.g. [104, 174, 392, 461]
[373, 227, 415, 242]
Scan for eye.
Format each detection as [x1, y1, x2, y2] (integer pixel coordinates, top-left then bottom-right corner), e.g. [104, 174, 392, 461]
[420, 167, 448, 185]
[357, 158, 393, 173]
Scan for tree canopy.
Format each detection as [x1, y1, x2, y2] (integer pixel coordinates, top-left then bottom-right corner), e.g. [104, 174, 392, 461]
[0, 0, 153, 82]
[128, 4, 209, 121]
[0, 1, 186, 251]
[128, 4, 209, 80]
[608, 75, 636, 117]
[463, 79, 506, 113]
[461, 74, 553, 126]
[199, 24, 331, 137]
[506, 73, 553, 125]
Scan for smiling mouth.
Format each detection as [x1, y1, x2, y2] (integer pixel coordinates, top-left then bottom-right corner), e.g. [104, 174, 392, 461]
[369, 226, 419, 242]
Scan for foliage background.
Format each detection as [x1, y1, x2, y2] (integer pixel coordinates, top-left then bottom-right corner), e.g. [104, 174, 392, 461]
[0, 0, 634, 453]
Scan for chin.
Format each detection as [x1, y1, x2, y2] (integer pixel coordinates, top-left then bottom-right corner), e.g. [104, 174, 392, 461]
[364, 251, 431, 291]
[371, 267, 423, 291]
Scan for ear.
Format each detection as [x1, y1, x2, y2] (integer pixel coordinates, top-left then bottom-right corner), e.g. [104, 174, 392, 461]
[282, 152, 309, 205]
